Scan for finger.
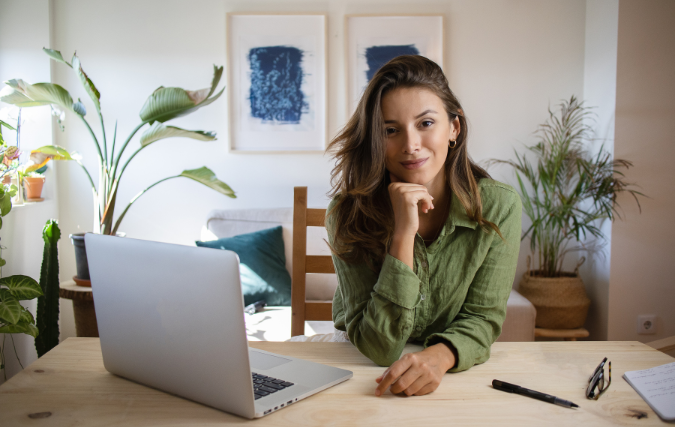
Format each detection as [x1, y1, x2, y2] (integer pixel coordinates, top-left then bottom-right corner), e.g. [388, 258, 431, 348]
[389, 368, 423, 395]
[412, 382, 439, 396]
[375, 360, 410, 396]
[400, 375, 432, 396]
[375, 369, 388, 383]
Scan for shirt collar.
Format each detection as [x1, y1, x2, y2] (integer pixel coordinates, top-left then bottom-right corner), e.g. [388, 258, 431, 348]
[440, 191, 477, 237]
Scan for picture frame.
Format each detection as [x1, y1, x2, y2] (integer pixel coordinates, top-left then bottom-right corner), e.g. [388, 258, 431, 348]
[227, 13, 327, 153]
[345, 15, 444, 116]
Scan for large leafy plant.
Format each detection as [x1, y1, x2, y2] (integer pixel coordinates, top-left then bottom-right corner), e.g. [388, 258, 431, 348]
[0, 183, 42, 380]
[0, 49, 235, 234]
[490, 96, 642, 277]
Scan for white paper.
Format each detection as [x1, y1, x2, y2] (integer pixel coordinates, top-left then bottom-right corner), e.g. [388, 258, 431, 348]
[623, 361, 675, 421]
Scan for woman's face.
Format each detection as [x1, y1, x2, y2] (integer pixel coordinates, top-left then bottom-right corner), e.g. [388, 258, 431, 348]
[382, 87, 460, 187]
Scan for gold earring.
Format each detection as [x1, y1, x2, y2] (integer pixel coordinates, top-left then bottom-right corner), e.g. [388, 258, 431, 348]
[449, 139, 457, 149]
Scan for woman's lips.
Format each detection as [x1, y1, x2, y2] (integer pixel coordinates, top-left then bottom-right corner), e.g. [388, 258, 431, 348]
[400, 158, 428, 170]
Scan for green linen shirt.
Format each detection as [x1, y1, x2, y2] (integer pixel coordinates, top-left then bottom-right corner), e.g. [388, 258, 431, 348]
[327, 179, 522, 372]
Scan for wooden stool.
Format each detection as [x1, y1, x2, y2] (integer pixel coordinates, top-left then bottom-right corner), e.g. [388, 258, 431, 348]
[59, 281, 99, 337]
[535, 327, 589, 341]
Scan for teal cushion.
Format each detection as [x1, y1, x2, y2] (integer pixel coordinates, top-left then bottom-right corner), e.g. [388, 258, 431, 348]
[195, 226, 291, 306]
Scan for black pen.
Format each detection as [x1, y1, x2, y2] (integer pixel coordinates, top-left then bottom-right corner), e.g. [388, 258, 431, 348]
[492, 380, 579, 409]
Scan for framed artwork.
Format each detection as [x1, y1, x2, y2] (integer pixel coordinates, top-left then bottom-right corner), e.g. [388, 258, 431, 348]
[227, 13, 327, 153]
[345, 15, 444, 116]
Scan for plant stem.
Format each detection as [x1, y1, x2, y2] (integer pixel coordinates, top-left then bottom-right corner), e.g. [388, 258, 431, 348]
[110, 121, 118, 174]
[111, 176, 177, 234]
[76, 160, 97, 194]
[112, 122, 147, 179]
[16, 108, 21, 151]
[9, 333, 23, 369]
[78, 115, 104, 164]
[99, 112, 108, 167]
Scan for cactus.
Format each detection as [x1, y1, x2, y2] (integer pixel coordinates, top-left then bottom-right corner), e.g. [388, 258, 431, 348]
[35, 219, 61, 358]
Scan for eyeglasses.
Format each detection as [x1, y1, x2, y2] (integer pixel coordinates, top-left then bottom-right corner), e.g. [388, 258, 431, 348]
[586, 357, 611, 400]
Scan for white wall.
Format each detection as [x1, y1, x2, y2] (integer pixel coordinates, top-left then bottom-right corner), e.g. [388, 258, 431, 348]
[580, 0, 619, 340]
[2, 0, 600, 364]
[609, 0, 675, 342]
[48, 0, 587, 289]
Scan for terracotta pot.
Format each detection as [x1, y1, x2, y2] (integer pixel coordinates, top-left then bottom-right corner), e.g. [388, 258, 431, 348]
[518, 270, 591, 329]
[24, 176, 45, 200]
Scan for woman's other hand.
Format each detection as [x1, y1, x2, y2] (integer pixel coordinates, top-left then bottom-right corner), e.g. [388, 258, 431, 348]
[374, 343, 456, 397]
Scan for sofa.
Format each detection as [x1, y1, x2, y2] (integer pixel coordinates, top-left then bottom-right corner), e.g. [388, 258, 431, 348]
[203, 207, 536, 342]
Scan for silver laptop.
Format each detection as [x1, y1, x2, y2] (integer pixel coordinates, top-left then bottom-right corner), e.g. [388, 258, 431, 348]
[85, 234, 352, 419]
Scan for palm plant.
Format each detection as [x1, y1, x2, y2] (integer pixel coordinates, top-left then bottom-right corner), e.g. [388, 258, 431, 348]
[0, 48, 235, 235]
[490, 96, 643, 277]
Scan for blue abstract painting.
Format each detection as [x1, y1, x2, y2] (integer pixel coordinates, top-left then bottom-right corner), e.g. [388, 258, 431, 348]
[365, 45, 420, 82]
[248, 46, 308, 124]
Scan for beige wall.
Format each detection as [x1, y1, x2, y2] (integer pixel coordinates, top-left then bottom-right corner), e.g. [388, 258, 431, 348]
[609, 0, 675, 342]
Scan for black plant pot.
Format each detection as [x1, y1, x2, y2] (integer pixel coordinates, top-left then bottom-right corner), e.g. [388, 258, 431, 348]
[69, 233, 90, 280]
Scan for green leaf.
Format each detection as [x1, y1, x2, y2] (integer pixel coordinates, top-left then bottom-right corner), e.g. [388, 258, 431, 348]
[0, 191, 12, 216]
[72, 55, 101, 113]
[139, 65, 224, 123]
[0, 79, 83, 115]
[179, 167, 235, 198]
[0, 258, 5, 267]
[140, 122, 216, 147]
[0, 321, 39, 338]
[0, 275, 43, 300]
[0, 289, 22, 324]
[0, 119, 16, 131]
[20, 307, 35, 324]
[32, 145, 74, 161]
[27, 145, 74, 173]
[43, 48, 72, 67]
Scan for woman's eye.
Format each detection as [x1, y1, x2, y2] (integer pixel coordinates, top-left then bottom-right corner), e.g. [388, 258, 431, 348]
[385, 127, 397, 135]
[421, 120, 434, 128]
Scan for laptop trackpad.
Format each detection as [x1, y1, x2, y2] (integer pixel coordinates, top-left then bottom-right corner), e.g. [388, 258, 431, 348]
[250, 350, 292, 370]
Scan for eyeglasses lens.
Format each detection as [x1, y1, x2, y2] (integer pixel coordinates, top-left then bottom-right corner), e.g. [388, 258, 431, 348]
[586, 358, 611, 400]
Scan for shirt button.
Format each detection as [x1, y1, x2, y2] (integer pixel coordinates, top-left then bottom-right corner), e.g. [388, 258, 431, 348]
[415, 326, 423, 331]
[420, 294, 426, 301]
[421, 261, 428, 268]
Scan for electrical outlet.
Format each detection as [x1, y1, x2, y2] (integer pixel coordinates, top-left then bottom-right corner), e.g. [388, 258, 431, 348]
[637, 315, 657, 335]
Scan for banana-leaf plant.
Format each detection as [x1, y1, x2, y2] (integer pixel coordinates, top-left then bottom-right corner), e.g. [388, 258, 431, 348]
[0, 48, 235, 235]
[489, 96, 643, 277]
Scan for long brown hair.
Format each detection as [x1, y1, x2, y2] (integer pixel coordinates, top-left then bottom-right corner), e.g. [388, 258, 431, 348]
[326, 55, 500, 271]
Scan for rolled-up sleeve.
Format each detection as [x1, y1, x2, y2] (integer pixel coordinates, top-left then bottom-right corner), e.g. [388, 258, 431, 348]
[424, 190, 522, 372]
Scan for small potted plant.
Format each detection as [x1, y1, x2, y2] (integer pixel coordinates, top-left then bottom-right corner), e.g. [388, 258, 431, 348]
[490, 96, 643, 329]
[22, 170, 46, 201]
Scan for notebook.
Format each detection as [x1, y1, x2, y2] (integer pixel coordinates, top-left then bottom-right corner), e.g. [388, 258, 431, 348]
[623, 361, 675, 421]
[85, 233, 352, 419]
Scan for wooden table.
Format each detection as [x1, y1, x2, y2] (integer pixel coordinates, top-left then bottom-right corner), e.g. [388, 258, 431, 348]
[0, 338, 672, 426]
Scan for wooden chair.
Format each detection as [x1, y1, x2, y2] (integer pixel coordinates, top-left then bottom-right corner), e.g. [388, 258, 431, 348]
[291, 187, 335, 337]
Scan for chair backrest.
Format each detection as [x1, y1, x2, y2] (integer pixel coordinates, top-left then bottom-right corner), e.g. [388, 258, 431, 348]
[291, 187, 335, 337]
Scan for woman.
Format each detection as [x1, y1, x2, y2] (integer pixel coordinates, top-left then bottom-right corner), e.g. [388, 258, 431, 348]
[325, 55, 522, 397]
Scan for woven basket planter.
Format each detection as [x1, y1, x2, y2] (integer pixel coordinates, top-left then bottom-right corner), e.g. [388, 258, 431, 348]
[518, 270, 591, 329]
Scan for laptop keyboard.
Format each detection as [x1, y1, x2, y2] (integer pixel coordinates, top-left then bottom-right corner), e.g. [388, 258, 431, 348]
[252, 373, 294, 400]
